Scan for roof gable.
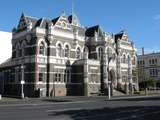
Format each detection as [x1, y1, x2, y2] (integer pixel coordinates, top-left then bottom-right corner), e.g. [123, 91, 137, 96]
[85, 25, 103, 37]
[53, 13, 71, 30]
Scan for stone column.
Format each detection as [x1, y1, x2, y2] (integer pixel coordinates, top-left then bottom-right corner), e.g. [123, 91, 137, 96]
[103, 50, 108, 94]
[116, 51, 122, 89]
[47, 23, 54, 97]
[83, 49, 89, 96]
[128, 57, 133, 95]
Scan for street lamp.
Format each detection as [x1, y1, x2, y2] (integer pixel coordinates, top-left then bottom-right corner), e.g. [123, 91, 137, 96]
[21, 65, 25, 99]
[107, 51, 115, 100]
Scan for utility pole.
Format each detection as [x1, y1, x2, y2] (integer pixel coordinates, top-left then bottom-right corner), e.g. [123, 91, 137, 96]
[21, 65, 25, 99]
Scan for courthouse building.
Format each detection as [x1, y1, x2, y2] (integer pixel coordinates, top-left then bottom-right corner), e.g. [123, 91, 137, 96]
[0, 12, 138, 97]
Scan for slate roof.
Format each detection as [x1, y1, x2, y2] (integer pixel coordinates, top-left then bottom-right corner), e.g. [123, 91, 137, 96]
[0, 58, 12, 68]
[115, 32, 123, 40]
[52, 16, 60, 25]
[115, 30, 128, 40]
[25, 16, 38, 27]
[68, 15, 73, 24]
[85, 25, 102, 37]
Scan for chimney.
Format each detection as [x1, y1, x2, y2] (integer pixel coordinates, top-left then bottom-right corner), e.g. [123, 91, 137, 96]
[142, 47, 144, 55]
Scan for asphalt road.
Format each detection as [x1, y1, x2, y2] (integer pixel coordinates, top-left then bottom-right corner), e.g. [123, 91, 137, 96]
[1, 96, 160, 120]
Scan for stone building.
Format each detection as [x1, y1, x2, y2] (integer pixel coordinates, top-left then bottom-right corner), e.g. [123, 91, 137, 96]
[138, 52, 160, 87]
[0, 12, 138, 97]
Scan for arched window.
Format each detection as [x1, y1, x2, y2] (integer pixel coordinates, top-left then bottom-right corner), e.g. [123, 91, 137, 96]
[132, 56, 136, 65]
[127, 55, 130, 63]
[57, 43, 62, 57]
[21, 40, 27, 57]
[64, 45, 70, 57]
[122, 54, 126, 63]
[16, 44, 21, 57]
[76, 47, 81, 59]
[83, 47, 89, 59]
[39, 42, 45, 55]
[98, 47, 103, 60]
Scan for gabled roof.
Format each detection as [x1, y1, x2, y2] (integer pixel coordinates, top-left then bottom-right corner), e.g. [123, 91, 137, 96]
[115, 30, 128, 41]
[25, 16, 38, 27]
[36, 18, 52, 28]
[115, 32, 123, 40]
[68, 15, 73, 23]
[17, 13, 38, 29]
[52, 16, 60, 25]
[35, 18, 43, 27]
[68, 14, 81, 27]
[85, 25, 103, 37]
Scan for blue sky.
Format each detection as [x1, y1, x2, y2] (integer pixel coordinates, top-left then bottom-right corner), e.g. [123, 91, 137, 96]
[0, 0, 160, 54]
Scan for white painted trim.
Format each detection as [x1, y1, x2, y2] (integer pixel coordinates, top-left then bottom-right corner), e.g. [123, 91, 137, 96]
[54, 66, 66, 69]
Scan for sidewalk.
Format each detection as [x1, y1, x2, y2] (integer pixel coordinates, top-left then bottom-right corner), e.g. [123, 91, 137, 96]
[0, 94, 160, 105]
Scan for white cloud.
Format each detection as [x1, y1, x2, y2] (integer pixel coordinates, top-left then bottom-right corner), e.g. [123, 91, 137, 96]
[0, 31, 12, 63]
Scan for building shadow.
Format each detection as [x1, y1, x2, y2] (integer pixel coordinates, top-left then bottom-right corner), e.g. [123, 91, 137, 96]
[48, 105, 160, 120]
[111, 96, 160, 101]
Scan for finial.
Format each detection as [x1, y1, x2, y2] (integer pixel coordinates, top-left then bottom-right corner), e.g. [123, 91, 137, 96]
[72, 0, 74, 15]
[61, 11, 65, 16]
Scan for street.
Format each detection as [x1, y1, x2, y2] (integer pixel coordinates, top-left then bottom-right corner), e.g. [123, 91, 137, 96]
[0, 96, 160, 120]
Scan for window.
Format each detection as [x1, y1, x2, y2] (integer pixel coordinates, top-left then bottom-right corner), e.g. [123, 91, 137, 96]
[98, 47, 103, 60]
[19, 49, 22, 57]
[127, 55, 130, 63]
[76, 47, 81, 59]
[64, 45, 70, 57]
[54, 69, 65, 83]
[57, 43, 62, 57]
[16, 44, 21, 58]
[152, 59, 154, 64]
[122, 54, 126, 63]
[64, 69, 70, 83]
[39, 42, 45, 55]
[39, 73, 44, 82]
[150, 69, 158, 77]
[122, 75, 127, 82]
[155, 59, 158, 64]
[55, 73, 62, 82]
[21, 41, 26, 56]
[142, 60, 145, 65]
[132, 57, 136, 65]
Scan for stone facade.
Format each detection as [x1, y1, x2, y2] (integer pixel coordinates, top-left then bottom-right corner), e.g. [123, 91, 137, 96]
[138, 53, 160, 87]
[0, 12, 138, 97]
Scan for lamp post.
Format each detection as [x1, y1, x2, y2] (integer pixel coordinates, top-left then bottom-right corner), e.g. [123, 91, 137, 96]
[21, 65, 25, 99]
[107, 52, 115, 100]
